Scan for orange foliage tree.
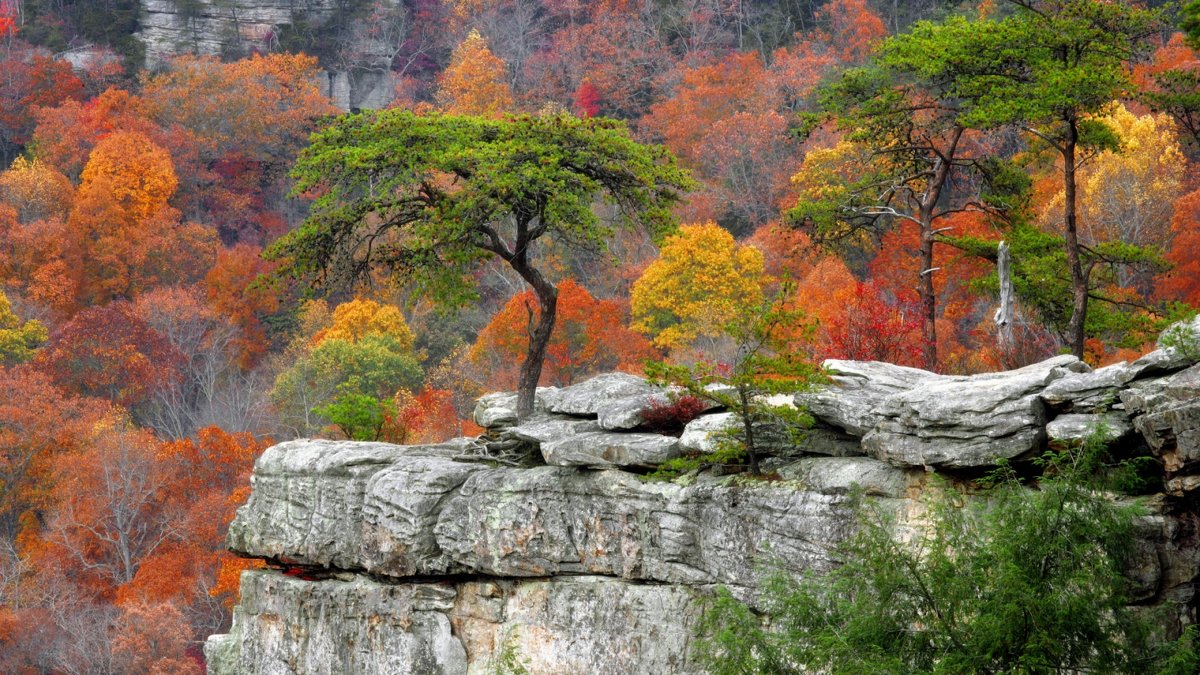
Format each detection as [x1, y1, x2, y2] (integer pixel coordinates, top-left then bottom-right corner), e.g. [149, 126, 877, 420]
[436, 29, 514, 116]
[471, 278, 654, 390]
[66, 131, 218, 307]
[0, 367, 109, 538]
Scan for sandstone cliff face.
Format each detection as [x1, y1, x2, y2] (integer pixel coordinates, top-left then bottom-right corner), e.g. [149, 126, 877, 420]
[207, 331, 1200, 674]
[137, 0, 397, 110]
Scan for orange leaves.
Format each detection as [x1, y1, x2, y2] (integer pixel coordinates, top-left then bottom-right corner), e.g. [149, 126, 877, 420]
[78, 131, 177, 222]
[139, 53, 334, 165]
[436, 29, 514, 116]
[473, 278, 654, 389]
[644, 52, 801, 230]
[1158, 188, 1200, 306]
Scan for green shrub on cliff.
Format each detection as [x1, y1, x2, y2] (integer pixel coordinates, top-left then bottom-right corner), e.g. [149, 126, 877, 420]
[696, 436, 1199, 673]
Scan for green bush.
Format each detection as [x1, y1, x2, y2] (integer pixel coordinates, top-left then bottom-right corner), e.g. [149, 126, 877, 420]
[696, 436, 1199, 673]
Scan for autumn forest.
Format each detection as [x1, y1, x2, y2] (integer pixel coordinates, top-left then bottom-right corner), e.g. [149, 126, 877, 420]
[1, 0, 1198, 671]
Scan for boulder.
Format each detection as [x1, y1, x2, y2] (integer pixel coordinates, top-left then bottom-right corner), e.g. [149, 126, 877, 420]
[226, 439, 487, 576]
[678, 413, 736, 453]
[800, 360, 945, 436]
[1045, 413, 1133, 444]
[539, 430, 681, 468]
[862, 355, 1086, 469]
[473, 388, 560, 429]
[776, 457, 913, 498]
[545, 372, 677, 431]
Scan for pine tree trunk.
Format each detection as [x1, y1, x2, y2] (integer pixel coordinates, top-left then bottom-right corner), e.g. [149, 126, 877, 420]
[1063, 118, 1088, 359]
[919, 219, 938, 371]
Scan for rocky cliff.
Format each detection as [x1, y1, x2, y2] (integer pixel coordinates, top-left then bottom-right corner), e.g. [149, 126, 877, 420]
[206, 331, 1200, 673]
[137, 0, 398, 110]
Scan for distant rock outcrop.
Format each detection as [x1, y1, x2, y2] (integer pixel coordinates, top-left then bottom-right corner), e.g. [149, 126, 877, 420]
[137, 0, 398, 110]
[207, 326, 1200, 673]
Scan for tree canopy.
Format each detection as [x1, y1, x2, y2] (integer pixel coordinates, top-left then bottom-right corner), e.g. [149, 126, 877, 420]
[268, 110, 692, 417]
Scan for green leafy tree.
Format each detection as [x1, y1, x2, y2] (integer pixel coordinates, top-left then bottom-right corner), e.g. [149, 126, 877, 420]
[880, 1, 1162, 358]
[793, 52, 985, 370]
[646, 283, 822, 476]
[268, 111, 693, 420]
[697, 435, 1199, 673]
[312, 392, 386, 442]
[271, 334, 423, 437]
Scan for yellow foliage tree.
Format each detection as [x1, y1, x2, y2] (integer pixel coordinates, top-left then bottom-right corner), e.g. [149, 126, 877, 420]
[1078, 103, 1184, 248]
[0, 289, 48, 365]
[631, 222, 767, 352]
[313, 297, 415, 350]
[0, 156, 74, 223]
[78, 131, 178, 222]
[436, 29, 514, 117]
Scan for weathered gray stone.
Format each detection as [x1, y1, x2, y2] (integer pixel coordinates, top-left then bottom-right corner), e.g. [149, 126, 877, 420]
[226, 439, 487, 576]
[206, 571, 467, 675]
[546, 372, 665, 426]
[862, 355, 1086, 468]
[1046, 413, 1133, 444]
[776, 457, 914, 498]
[506, 416, 601, 444]
[227, 447, 860, 588]
[473, 388, 560, 429]
[456, 577, 702, 674]
[434, 468, 855, 587]
[539, 430, 681, 468]
[1122, 364, 1200, 489]
[208, 571, 703, 675]
[679, 413, 735, 453]
[801, 360, 946, 436]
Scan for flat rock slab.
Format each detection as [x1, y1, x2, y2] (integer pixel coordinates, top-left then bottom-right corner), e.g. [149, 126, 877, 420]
[776, 457, 914, 498]
[800, 360, 947, 436]
[862, 355, 1087, 469]
[473, 388, 560, 429]
[227, 441, 867, 589]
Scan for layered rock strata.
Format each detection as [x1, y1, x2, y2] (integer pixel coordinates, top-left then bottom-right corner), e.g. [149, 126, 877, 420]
[208, 333, 1200, 673]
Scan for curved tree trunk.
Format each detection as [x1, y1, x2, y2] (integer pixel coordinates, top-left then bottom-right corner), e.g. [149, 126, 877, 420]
[511, 257, 558, 421]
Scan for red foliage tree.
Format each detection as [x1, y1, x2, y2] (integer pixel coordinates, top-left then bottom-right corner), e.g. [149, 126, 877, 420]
[0, 50, 85, 159]
[36, 302, 182, 410]
[823, 281, 927, 367]
[572, 78, 601, 117]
